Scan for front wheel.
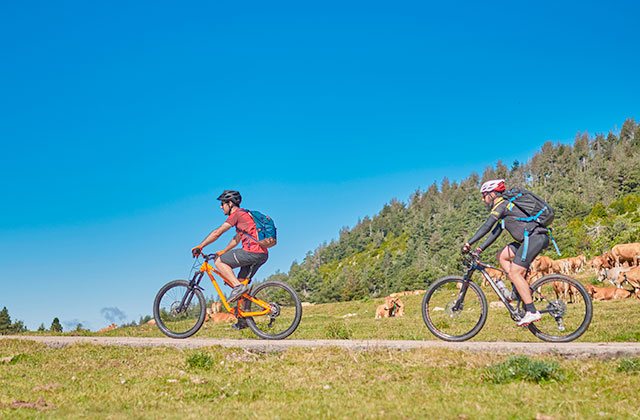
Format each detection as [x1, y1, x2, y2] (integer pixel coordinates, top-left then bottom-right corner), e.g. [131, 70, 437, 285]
[422, 276, 488, 342]
[528, 275, 592, 342]
[153, 280, 206, 339]
[244, 280, 302, 340]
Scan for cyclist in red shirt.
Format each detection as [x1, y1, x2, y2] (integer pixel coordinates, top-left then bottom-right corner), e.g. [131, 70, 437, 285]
[191, 190, 269, 329]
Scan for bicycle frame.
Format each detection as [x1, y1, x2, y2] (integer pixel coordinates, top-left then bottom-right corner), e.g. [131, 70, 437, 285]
[459, 257, 524, 320]
[186, 259, 272, 318]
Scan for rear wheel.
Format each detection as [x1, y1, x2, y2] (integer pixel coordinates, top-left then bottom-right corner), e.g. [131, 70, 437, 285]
[422, 276, 488, 342]
[528, 275, 592, 342]
[153, 280, 206, 339]
[244, 280, 302, 340]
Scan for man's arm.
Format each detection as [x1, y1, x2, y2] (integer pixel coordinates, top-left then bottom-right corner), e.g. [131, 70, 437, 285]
[194, 222, 233, 250]
[217, 233, 241, 255]
[477, 222, 503, 251]
[467, 214, 499, 246]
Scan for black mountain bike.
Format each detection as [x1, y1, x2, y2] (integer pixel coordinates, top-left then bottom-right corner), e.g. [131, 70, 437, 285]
[421, 252, 592, 342]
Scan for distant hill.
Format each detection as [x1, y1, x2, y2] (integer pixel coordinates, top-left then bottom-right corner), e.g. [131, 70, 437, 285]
[268, 119, 640, 303]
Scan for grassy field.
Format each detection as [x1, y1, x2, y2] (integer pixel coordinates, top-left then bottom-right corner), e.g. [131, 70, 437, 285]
[2, 339, 640, 418]
[4, 276, 640, 418]
[93, 278, 640, 342]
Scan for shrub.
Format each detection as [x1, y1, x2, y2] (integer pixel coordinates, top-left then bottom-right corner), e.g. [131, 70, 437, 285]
[617, 358, 640, 374]
[324, 321, 353, 339]
[484, 356, 565, 384]
[186, 352, 214, 370]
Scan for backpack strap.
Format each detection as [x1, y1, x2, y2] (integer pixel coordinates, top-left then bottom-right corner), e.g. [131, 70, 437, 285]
[547, 228, 562, 256]
[234, 209, 263, 246]
[521, 230, 530, 262]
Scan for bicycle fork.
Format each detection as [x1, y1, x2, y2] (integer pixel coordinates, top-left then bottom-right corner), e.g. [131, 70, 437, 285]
[177, 272, 205, 313]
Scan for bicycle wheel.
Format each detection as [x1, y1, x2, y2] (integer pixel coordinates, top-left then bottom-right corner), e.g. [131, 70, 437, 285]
[422, 276, 488, 342]
[528, 275, 592, 342]
[153, 280, 207, 339]
[244, 280, 302, 340]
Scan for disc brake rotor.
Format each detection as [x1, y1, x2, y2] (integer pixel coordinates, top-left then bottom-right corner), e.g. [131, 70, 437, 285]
[445, 301, 463, 318]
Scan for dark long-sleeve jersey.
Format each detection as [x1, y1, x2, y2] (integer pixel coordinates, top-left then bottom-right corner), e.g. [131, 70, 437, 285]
[467, 197, 546, 251]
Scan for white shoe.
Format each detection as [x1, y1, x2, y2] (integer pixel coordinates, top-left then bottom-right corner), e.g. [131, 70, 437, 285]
[517, 311, 541, 327]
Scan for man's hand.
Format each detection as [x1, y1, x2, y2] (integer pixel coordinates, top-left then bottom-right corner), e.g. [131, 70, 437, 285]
[462, 243, 471, 254]
[191, 247, 202, 258]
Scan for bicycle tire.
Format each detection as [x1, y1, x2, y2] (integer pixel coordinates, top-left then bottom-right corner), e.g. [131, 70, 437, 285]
[528, 274, 592, 342]
[244, 280, 302, 340]
[153, 280, 207, 339]
[422, 276, 488, 342]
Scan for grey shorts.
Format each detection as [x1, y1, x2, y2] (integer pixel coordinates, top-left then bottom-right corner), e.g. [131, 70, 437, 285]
[508, 233, 549, 269]
[219, 249, 268, 280]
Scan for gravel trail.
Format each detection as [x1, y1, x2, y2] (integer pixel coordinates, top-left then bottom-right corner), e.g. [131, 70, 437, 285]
[2, 336, 640, 358]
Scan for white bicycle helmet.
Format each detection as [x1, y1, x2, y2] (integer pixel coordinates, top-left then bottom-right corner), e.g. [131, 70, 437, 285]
[480, 179, 506, 194]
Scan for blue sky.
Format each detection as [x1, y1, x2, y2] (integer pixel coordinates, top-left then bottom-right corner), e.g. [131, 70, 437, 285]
[1, 0, 639, 330]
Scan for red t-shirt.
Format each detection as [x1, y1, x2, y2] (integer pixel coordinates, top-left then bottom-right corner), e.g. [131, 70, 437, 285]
[225, 209, 268, 254]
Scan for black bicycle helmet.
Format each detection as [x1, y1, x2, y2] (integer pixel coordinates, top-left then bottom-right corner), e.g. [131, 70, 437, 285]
[217, 190, 242, 206]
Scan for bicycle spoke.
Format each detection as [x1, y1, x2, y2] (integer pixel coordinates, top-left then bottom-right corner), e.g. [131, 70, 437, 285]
[528, 276, 592, 342]
[154, 281, 206, 338]
[423, 277, 487, 341]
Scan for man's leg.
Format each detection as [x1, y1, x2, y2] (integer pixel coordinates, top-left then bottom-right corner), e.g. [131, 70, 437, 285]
[498, 246, 534, 304]
[215, 258, 241, 287]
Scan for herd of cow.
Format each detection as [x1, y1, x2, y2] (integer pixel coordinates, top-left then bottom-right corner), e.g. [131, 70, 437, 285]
[528, 242, 640, 301]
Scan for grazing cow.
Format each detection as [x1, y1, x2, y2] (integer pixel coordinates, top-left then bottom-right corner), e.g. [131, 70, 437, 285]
[586, 284, 634, 301]
[531, 256, 554, 278]
[590, 252, 615, 276]
[211, 312, 236, 323]
[599, 266, 631, 287]
[98, 323, 118, 333]
[623, 267, 640, 290]
[611, 243, 640, 267]
[483, 267, 506, 286]
[375, 296, 404, 319]
[552, 281, 577, 304]
[567, 255, 587, 274]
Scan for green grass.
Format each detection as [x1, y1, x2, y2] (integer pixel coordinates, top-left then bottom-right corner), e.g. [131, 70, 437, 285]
[484, 356, 566, 384]
[90, 279, 639, 342]
[18, 274, 640, 342]
[1, 339, 640, 418]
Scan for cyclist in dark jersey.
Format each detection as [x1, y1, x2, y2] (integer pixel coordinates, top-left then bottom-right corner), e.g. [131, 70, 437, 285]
[462, 179, 549, 326]
[191, 190, 269, 330]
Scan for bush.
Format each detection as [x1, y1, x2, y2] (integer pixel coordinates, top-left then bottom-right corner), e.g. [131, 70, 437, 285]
[484, 356, 565, 384]
[324, 321, 353, 339]
[186, 352, 214, 370]
[617, 358, 640, 374]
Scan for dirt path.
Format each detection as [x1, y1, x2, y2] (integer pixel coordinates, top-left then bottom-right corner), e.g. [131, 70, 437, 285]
[2, 335, 640, 358]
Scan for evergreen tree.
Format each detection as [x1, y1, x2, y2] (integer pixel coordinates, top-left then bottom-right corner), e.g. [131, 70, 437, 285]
[11, 320, 27, 333]
[265, 119, 640, 303]
[37, 323, 46, 332]
[0, 307, 12, 334]
[50, 317, 63, 333]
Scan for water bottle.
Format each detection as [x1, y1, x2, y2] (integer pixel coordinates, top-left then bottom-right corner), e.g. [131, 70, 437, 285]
[496, 280, 512, 301]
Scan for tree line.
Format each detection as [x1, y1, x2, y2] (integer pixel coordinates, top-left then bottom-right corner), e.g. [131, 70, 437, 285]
[266, 118, 640, 303]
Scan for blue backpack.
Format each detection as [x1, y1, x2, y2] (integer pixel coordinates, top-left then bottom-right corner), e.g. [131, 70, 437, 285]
[241, 209, 277, 248]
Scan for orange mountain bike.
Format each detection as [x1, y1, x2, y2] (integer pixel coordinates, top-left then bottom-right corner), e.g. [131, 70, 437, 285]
[153, 253, 302, 339]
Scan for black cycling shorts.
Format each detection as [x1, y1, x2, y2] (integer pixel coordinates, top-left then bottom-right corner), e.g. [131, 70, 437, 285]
[507, 233, 549, 269]
[219, 249, 268, 280]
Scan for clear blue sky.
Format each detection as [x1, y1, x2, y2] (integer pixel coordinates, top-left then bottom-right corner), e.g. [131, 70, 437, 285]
[1, 0, 638, 330]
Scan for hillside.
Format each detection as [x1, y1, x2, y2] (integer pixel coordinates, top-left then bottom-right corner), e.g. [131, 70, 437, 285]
[268, 119, 640, 303]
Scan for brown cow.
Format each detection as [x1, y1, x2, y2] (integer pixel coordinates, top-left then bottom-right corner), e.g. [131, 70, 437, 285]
[375, 296, 404, 319]
[483, 267, 506, 286]
[566, 255, 586, 274]
[611, 243, 640, 267]
[552, 281, 577, 304]
[623, 267, 640, 290]
[530, 256, 554, 278]
[586, 284, 634, 301]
